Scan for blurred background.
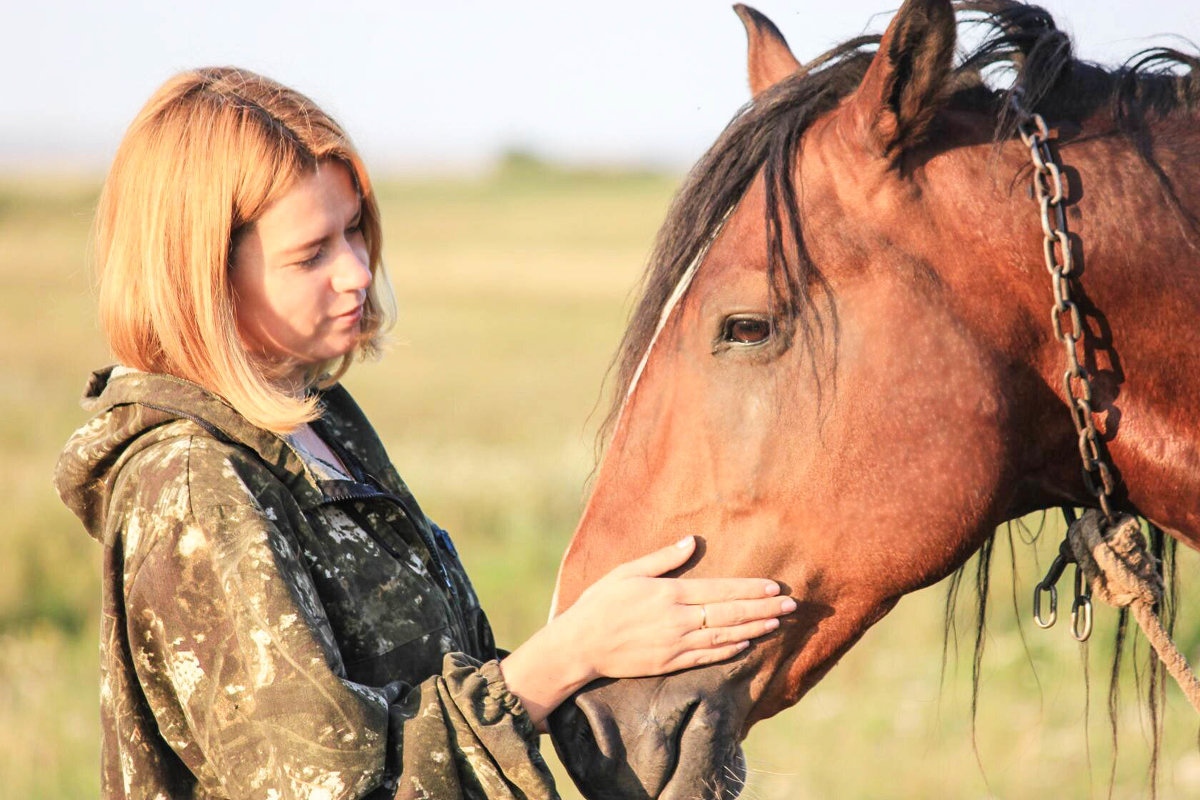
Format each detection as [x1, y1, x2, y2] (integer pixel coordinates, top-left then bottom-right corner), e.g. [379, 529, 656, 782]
[4, 1, 1200, 797]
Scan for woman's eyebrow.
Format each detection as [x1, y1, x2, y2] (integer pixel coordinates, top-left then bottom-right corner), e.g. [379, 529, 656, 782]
[277, 200, 362, 258]
[279, 232, 329, 257]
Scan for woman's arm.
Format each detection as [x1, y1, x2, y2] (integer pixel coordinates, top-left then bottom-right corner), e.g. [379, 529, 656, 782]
[120, 438, 559, 800]
[501, 536, 793, 728]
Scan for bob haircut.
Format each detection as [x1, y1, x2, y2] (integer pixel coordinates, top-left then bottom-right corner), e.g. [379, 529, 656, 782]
[94, 66, 394, 433]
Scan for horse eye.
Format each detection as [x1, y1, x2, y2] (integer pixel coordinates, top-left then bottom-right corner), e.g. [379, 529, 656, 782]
[722, 316, 771, 345]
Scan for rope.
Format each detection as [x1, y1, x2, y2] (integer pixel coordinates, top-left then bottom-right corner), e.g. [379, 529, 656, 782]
[1067, 510, 1200, 714]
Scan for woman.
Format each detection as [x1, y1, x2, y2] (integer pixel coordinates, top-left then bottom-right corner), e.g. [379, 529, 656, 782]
[55, 67, 793, 800]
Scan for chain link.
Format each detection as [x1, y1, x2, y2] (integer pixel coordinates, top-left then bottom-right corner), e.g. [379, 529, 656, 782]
[1013, 98, 1115, 522]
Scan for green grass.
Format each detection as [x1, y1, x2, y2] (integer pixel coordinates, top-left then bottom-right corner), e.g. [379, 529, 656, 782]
[3, 170, 1200, 798]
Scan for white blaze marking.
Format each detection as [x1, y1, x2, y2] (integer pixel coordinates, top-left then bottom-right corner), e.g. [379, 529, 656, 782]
[550, 213, 732, 622]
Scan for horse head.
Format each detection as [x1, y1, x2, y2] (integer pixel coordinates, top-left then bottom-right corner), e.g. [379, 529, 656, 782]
[550, 1, 1200, 797]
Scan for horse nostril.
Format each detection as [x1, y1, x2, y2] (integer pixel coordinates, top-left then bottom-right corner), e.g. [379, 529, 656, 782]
[550, 674, 749, 800]
[550, 685, 662, 800]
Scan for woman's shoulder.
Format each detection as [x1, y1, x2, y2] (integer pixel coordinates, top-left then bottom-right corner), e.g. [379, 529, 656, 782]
[108, 424, 316, 592]
[111, 424, 287, 528]
[121, 424, 283, 503]
[62, 366, 311, 512]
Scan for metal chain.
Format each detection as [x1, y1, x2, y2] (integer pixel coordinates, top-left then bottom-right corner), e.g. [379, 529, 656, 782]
[1009, 104, 1198, 711]
[1012, 99, 1116, 523]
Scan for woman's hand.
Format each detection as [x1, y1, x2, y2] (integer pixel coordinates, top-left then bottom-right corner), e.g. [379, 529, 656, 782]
[500, 536, 794, 728]
[562, 534, 793, 680]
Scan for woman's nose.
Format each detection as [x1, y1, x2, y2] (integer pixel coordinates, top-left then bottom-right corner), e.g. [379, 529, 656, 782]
[331, 244, 372, 292]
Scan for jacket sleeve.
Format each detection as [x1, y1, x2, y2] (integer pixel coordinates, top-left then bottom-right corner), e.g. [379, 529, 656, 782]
[119, 439, 559, 800]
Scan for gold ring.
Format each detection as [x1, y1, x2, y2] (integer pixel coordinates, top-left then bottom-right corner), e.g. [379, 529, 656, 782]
[698, 604, 708, 630]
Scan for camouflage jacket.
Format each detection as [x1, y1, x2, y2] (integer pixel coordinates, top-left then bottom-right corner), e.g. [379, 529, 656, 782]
[55, 367, 561, 800]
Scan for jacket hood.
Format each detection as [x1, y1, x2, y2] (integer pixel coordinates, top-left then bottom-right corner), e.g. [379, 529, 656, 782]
[54, 367, 311, 544]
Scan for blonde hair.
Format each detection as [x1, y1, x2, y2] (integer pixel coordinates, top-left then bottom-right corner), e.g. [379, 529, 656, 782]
[94, 66, 394, 433]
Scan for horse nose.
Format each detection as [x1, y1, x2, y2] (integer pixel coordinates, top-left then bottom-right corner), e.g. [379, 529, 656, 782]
[550, 678, 676, 800]
[549, 671, 747, 800]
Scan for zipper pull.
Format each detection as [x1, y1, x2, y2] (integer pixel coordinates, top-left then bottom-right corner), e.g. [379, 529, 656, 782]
[430, 522, 459, 559]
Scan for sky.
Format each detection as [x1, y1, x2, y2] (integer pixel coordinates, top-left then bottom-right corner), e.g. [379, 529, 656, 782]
[3, 0, 1197, 174]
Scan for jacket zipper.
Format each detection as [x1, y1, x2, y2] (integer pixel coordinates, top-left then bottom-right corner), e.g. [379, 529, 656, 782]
[320, 484, 458, 599]
[318, 484, 471, 649]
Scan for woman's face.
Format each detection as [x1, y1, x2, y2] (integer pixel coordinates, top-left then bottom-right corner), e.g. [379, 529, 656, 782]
[231, 160, 371, 384]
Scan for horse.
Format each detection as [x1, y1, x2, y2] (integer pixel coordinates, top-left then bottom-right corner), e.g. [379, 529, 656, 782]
[546, 1, 1200, 797]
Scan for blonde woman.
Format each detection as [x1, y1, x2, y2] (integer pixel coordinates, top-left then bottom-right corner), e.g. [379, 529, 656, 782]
[54, 68, 794, 800]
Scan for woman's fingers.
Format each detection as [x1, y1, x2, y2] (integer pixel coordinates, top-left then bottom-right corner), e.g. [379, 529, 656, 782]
[674, 595, 796, 633]
[662, 608, 792, 672]
[673, 577, 781, 604]
[665, 641, 751, 672]
[573, 540, 799, 680]
[680, 616, 781, 650]
[607, 535, 696, 578]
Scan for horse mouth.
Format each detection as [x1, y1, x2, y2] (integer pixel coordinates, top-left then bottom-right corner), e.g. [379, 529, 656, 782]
[659, 702, 747, 800]
[662, 740, 748, 800]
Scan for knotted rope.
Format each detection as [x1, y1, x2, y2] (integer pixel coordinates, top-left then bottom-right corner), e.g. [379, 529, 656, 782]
[1067, 510, 1200, 713]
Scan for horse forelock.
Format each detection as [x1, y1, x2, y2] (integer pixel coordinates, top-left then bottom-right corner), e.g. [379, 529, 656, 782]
[597, 0, 1200, 457]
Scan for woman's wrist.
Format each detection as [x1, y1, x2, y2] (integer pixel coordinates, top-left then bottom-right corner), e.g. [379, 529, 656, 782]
[499, 613, 596, 730]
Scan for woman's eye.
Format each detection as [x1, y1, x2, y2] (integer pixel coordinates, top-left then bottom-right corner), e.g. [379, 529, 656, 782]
[722, 316, 771, 345]
[298, 248, 324, 268]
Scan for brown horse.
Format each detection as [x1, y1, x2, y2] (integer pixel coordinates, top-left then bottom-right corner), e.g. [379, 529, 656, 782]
[547, 1, 1200, 797]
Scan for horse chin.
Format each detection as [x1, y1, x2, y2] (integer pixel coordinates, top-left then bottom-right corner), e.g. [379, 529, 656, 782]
[550, 667, 751, 800]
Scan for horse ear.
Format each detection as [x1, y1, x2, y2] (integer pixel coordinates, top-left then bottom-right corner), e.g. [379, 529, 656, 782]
[845, 0, 956, 157]
[734, 4, 801, 98]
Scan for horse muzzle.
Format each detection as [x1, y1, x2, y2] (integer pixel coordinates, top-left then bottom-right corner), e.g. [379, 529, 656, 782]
[549, 666, 751, 800]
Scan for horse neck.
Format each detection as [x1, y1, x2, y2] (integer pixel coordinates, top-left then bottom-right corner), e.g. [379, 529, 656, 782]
[1002, 108, 1200, 542]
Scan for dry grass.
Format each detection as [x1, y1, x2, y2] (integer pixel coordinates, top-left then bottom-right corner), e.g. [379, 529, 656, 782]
[2, 169, 1199, 798]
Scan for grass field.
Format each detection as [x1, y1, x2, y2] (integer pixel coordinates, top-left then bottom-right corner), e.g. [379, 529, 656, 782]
[3, 166, 1200, 799]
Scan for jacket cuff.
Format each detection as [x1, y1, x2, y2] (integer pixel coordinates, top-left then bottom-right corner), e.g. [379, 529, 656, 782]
[442, 652, 538, 741]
